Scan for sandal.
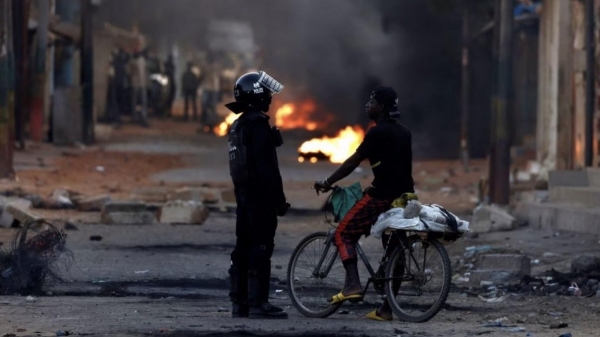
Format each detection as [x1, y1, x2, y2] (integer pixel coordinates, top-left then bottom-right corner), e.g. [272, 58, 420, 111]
[329, 291, 364, 305]
[366, 310, 393, 321]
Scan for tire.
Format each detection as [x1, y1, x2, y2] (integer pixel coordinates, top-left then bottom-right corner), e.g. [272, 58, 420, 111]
[385, 237, 451, 323]
[287, 232, 344, 318]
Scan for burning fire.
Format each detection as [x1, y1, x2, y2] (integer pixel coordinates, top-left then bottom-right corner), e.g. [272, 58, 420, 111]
[213, 99, 325, 136]
[214, 112, 240, 136]
[298, 126, 365, 164]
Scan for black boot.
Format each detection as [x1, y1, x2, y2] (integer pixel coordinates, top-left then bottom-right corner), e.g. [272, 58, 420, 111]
[229, 262, 248, 318]
[248, 269, 288, 319]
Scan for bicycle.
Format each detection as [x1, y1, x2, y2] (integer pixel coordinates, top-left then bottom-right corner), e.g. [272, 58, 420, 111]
[286, 187, 453, 322]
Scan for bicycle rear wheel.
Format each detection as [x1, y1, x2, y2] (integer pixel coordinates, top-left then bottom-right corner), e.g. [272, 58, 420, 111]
[385, 237, 451, 322]
[287, 232, 344, 318]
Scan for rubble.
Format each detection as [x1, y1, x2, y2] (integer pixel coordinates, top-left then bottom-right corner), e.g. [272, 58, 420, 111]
[100, 201, 157, 225]
[74, 195, 112, 212]
[470, 204, 517, 233]
[169, 187, 221, 204]
[469, 254, 531, 285]
[131, 187, 174, 203]
[571, 255, 600, 274]
[159, 200, 209, 225]
[46, 189, 73, 209]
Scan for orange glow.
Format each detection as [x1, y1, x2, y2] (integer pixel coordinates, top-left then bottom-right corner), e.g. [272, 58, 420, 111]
[275, 99, 324, 131]
[298, 126, 365, 164]
[298, 157, 305, 163]
[214, 113, 240, 136]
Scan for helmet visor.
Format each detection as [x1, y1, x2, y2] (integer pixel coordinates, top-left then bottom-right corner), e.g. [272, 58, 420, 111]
[258, 71, 284, 94]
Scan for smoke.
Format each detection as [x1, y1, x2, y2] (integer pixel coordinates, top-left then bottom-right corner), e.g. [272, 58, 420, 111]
[97, 0, 463, 159]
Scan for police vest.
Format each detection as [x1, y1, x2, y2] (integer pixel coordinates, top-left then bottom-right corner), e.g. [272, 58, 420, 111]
[228, 119, 248, 185]
[228, 113, 284, 185]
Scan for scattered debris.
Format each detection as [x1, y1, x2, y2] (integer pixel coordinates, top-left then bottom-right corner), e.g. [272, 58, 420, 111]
[89, 236, 103, 241]
[134, 270, 149, 274]
[26, 295, 37, 302]
[46, 189, 73, 209]
[571, 255, 600, 274]
[63, 221, 78, 231]
[96, 166, 105, 172]
[567, 283, 581, 297]
[101, 201, 157, 225]
[74, 195, 112, 212]
[559, 333, 572, 337]
[217, 307, 228, 313]
[471, 204, 516, 233]
[543, 252, 560, 258]
[0, 220, 72, 295]
[550, 323, 568, 329]
[55, 330, 71, 336]
[338, 310, 350, 315]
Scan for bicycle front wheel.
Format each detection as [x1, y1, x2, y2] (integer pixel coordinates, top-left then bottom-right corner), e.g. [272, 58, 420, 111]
[287, 232, 345, 318]
[385, 237, 451, 323]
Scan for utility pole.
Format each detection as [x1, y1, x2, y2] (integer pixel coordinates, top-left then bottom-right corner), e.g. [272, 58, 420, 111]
[81, 0, 94, 144]
[460, 0, 470, 172]
[489, 0, 513, 205]
[585, 0, 595, 167]
[0, 0, 14, 178]
[488, 0, 501, 204]
[6, 0, 15, 176]
[30, 0, 50, 142]
[12, 0, 30, 149]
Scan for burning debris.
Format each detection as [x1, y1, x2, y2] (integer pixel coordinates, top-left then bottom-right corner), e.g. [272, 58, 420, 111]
[213, 99, 331, 137]
[298, 126, 365, 163]
[0, 220, 72, 295]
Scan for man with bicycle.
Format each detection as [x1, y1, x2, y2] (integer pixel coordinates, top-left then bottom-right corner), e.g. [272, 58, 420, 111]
[314, 86, 415, 321]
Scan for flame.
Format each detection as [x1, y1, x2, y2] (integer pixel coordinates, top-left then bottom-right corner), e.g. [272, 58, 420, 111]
[275, 100, 321, 131]
[214, 112, 240, 136]
[298, 126, 365, 163]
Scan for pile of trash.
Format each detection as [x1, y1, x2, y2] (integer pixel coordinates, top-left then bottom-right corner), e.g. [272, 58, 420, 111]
[0, 220, 72, 294]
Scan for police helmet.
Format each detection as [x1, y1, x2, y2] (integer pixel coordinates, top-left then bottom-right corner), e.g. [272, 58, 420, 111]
[225, 71, 284, 113]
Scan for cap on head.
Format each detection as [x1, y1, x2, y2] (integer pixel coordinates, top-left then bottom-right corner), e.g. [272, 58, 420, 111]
[371, 86, 399, 113]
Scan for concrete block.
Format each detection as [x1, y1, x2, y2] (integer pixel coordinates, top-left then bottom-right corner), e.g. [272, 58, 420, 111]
[516, 202, 600, 234]
[76, 195, 112, 212]
[586, 168, 600, 187]
[6, 203, 41, 224]
[469, 270, 520, 285]
[169, 187, 221, 204]
[101, 211, 157, 225]
[470, 204, 516, 233]
[475, 254, 531, 276]
[0, 209, 14, 228]
[102, 201, 147, 213]
[131, 187, 173, 203]
[159, 201, 209, 224]
[549, 186, 600, 208]
[549, 170, 588, 189]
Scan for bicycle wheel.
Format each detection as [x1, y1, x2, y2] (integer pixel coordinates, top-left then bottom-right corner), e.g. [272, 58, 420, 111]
[385, 237, 451, 322]
[287, 232, 345, 318]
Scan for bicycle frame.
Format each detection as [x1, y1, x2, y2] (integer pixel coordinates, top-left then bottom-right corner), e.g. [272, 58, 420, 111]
[311, 228, 419, 292]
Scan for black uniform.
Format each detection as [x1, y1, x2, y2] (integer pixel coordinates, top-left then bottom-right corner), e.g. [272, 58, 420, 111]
[228, 109, 287, 318]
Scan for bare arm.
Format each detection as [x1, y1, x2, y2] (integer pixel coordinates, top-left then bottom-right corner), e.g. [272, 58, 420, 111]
[326, 151, 365, 185]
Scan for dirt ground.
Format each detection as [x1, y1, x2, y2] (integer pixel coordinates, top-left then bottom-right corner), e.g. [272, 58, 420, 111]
[0, 119, 597, 336]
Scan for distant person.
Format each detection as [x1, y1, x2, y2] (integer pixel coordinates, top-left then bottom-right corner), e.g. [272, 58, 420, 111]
[226, 71, 289, 319]
[130, 49, 149, 127]
[200, 60, 221, 131]
[514, 0, 541, 17]
[181, 62, 200, 121]
[165, 54, 176, 116]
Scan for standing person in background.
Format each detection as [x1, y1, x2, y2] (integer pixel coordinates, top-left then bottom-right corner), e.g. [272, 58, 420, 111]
[200, 57, 221, 132]
[181, 61, 200, 121]
[130, 48, 149, 127]
[165, 54, 177, 117]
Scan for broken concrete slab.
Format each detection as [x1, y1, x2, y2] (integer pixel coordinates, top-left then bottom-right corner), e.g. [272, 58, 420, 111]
[571, 255, 600, 274]
[101, 211, 157, 225]
[6, 202, 41, 224]
[75, 195, 112, 212]
[168, 187, 221, 204]
[131, 186, 174, 203]
[159, 200, 209, 225]
[470, 204, 516, 233]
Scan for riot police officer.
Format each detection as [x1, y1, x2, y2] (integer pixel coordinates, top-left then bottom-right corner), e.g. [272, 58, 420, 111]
[226, 71, 290, 319]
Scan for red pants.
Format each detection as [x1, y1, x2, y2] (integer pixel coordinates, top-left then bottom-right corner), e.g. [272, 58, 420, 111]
[334, 194, 393, 262]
